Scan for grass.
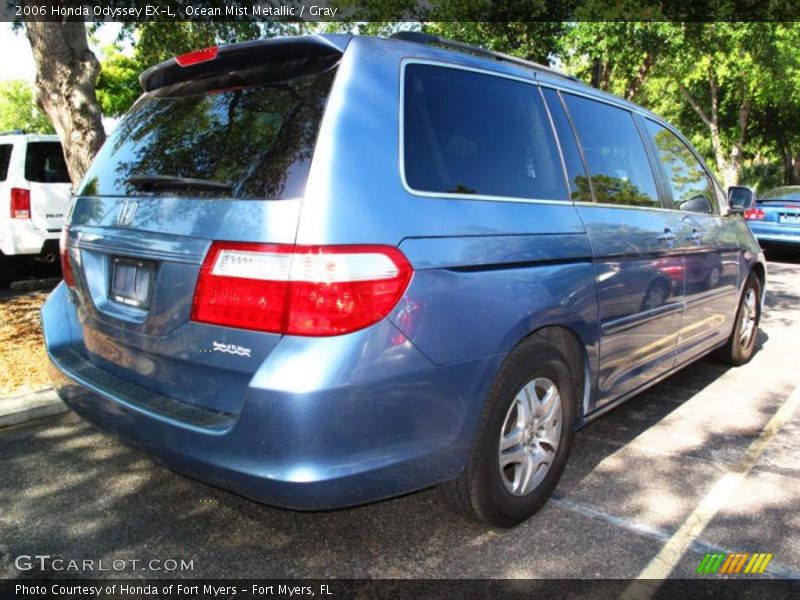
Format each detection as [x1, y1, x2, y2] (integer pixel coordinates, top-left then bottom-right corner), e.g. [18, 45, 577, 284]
[0, 292, 51, 398]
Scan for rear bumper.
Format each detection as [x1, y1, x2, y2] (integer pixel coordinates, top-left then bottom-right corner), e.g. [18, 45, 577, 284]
[0, 219, 59, 256]
[42, 283, 497, 510]
[748, 222, 800, 247]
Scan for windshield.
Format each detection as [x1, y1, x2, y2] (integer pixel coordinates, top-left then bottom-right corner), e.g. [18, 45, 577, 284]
[79, 66, 336, 199]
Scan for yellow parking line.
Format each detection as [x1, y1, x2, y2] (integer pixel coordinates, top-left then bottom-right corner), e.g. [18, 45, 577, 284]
[620, 384, 800, 599]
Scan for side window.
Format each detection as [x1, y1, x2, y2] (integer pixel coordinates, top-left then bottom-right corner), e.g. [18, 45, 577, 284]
[403, 64, 567, 201]
[24, 142, 70, 184]
[542, 88, 592, 202]
[562, 93, 660, 208]
[0, 144, 12, 181]
[645, 120, 717, 214]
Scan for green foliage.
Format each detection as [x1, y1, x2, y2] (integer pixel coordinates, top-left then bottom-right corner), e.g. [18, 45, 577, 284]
[78, 19, 800, 188]
[561, 22, 800, 187]
[425, 22, 564, 64]
[95, 45, 141, 118]
[0, 79, 54, 134]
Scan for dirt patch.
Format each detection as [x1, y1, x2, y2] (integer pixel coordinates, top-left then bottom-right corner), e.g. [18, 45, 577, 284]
[0, 292, 50, 398]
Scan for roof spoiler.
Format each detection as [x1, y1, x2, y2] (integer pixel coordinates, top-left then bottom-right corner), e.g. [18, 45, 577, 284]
[139, 34, 350, 93]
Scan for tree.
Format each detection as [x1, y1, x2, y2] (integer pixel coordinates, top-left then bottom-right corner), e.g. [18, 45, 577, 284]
[561, 22, 800, 188]
[25, 22, 106, 185]
[641, 23, 792, 188]
[94, 45, 141, 119]
[747, 24, 800, 186]
[559, 22, 678, 101]
[424, 22, 564, 65]
[0, 79, 54, 134]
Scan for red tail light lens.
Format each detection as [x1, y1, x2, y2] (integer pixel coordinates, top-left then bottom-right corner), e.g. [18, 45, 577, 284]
[285, 245, 413, 336]
[191, 243, 413, 336]
[10, 188, 30, 219]
[191, 243, 292, 333]
[175, 46, 218, 67]
[744, 208, 765, 220]
[59, 226, 75, 288]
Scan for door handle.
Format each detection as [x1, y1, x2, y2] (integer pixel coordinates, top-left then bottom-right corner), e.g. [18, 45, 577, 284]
[656, 228, 676, 248]
[686, 229, 703, 245]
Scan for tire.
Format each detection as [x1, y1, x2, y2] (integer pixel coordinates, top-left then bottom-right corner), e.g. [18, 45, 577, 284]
[0, 255, 16, 289]
[439, 336, 577, 528]
[715, 272, 762, 366]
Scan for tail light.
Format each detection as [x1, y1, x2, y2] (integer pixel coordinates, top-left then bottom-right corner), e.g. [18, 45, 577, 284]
[10, 188, 30, 219]
[59, 226, 75, 288]
[744, 208, 765, 220]
[191, 243, 413, 336]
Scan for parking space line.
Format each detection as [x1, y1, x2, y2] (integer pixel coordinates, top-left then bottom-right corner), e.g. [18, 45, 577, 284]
[551, 495, 800, 580]
[619, 383, 800, 598]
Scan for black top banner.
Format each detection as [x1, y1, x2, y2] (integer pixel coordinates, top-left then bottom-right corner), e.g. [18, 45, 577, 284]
[3, 0, 800, 22]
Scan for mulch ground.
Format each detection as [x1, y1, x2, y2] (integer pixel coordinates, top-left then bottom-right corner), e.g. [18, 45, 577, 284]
[0, 292, 50, 398]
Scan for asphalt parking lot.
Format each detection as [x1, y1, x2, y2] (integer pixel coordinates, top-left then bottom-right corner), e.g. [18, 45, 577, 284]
[1, 254, 798, 582]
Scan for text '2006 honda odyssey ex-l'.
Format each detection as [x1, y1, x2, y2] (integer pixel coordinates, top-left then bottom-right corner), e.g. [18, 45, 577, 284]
[42, 33, 766, 528]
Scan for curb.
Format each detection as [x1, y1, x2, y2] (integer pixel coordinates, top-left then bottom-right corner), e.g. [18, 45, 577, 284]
[9, 277, 61, 294]
[0, 389, 68, 429]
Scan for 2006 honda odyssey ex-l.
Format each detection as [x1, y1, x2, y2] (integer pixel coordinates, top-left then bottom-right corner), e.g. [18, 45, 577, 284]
[42, 33, 766, 527]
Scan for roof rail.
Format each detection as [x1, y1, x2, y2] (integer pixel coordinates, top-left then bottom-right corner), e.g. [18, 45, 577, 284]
[0, 129, 25, 136]
[389, 31, 580, 83]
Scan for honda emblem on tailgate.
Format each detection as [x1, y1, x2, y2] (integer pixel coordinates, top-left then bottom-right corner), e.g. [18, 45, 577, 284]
[117, 200, 138, 226]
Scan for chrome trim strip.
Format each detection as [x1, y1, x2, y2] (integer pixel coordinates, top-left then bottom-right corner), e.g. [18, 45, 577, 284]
[602, 302, 684, 335]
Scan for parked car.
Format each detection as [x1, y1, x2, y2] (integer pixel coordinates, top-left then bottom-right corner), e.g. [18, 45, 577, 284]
[0, 130, 71, 286]
[743, 185, 800, 250]
[41, 33, 766, 528]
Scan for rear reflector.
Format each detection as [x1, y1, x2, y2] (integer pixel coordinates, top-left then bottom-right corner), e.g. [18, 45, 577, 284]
[744, 208, 765, 220]
[175, 46, 218, 67]
[10, 188, 30, 219]
[191, 243, 413, 336]
[59, 226, 75, 288]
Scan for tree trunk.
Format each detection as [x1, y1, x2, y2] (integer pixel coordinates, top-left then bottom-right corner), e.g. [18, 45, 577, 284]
[677, 78, 749, 189]
[25, 21, 106, 186]
[600, 62, 612, 92]
[793, 152, 800, 185]
[625, 53, 654, 101]
[590, 58, 603, 89]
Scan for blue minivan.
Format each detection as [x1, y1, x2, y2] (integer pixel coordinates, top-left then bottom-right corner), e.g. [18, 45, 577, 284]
[42, 33, 766, 527]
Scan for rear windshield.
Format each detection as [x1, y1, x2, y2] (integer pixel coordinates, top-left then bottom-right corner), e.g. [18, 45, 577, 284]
[0, 144, 11, 181]
[24, 142, 70, 183]
[762, 188, 800, 201]
[79, 67, 337, 199]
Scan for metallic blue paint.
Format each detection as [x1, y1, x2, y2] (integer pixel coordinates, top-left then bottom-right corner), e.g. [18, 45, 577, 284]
[42, 34, 767, 510]
[747, 199, 800, 248]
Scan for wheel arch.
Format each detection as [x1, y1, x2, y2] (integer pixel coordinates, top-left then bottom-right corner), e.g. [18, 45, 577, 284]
[530, 325, 591, 419]
[751, 260, 767, 303]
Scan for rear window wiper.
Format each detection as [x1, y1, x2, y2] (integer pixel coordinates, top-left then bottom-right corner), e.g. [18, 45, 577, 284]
[127, 174, 232, 193]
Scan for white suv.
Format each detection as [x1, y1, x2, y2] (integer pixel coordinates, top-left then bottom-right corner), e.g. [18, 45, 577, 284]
[0, 131, 72, 285]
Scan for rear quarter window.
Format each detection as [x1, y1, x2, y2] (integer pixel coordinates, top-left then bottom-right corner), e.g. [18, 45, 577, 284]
[403, 64, 567, 201]
[24, 141, 70, 183]
[0, 144, 11, 181]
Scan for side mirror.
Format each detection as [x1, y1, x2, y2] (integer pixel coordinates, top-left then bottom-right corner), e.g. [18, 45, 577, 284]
[679, 195, 713, 214]
[728, 186, 756, 212]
